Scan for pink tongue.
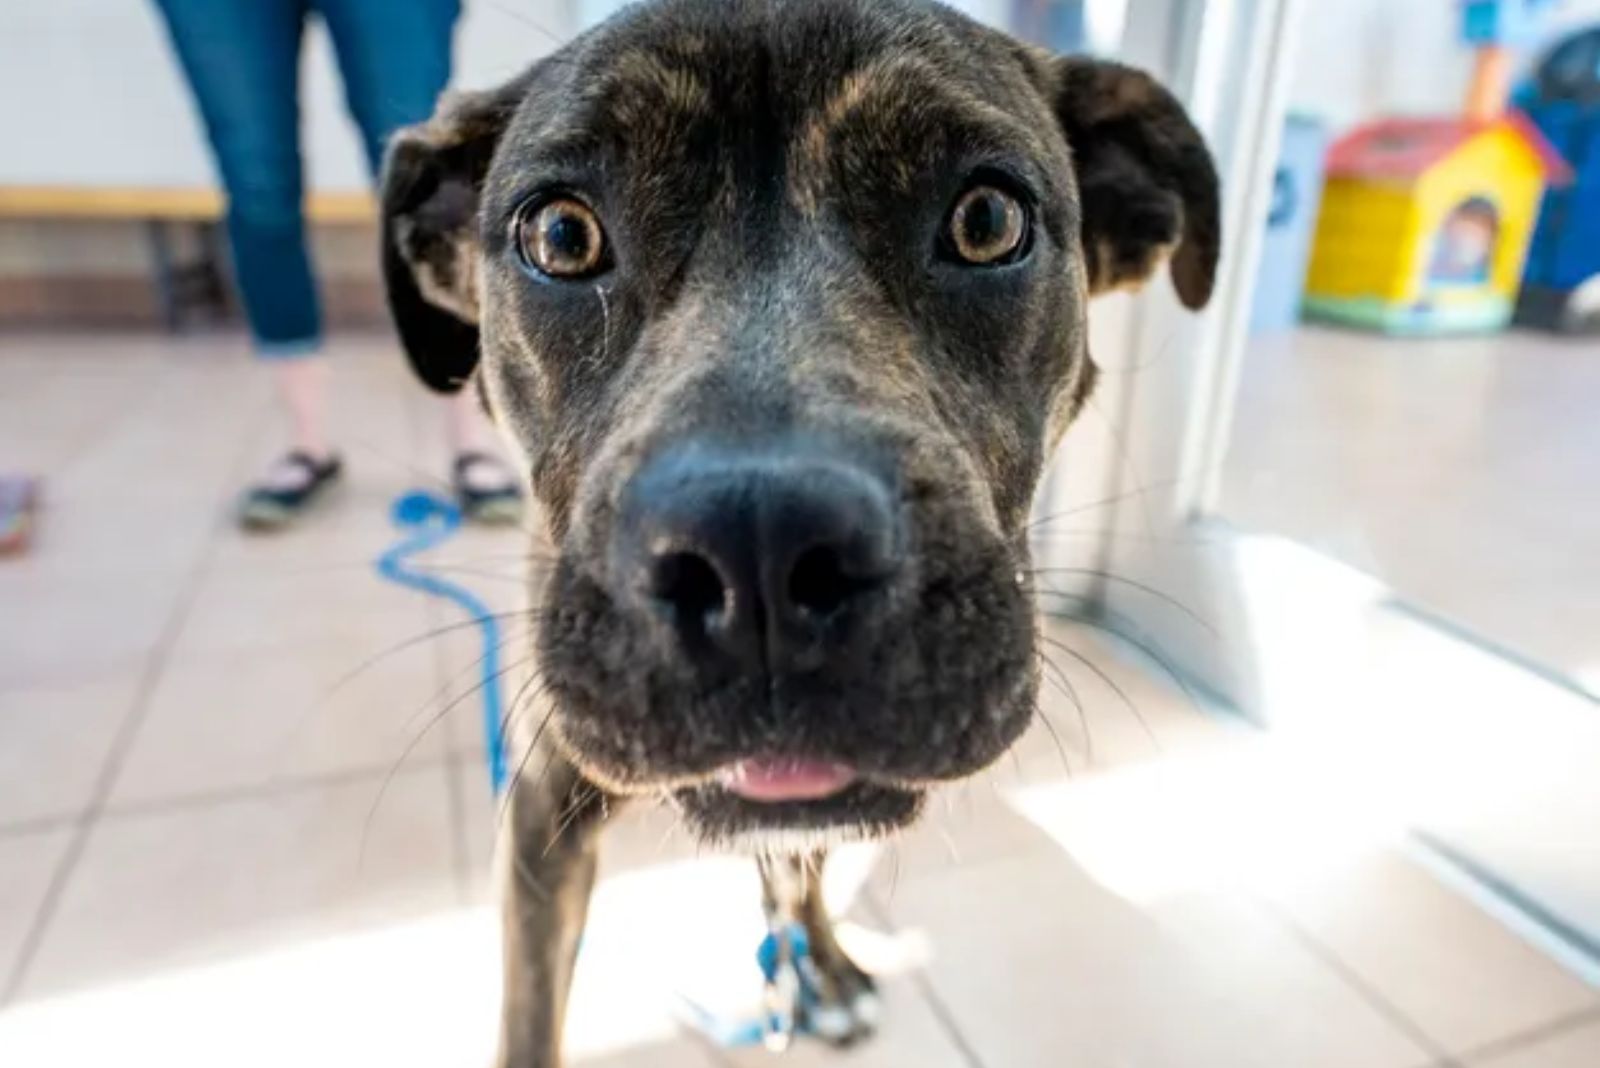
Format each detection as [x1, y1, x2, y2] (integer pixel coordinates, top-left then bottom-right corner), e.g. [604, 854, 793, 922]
[721, 758, 857, 802]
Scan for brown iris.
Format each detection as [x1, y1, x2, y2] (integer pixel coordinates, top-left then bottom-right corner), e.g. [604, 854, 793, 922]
[518, 197, 608, 279]
[947, 185, 1029, 265]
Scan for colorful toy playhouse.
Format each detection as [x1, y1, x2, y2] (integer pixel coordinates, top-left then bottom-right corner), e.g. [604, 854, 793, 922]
[1303, 114, 1569, 334]
[1304, 0, 1570, 335]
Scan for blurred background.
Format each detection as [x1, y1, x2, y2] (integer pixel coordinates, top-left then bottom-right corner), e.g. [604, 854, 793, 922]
[1, 2, 1597, 1067]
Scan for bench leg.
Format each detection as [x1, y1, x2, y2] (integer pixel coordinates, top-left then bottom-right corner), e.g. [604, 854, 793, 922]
[192, 221, 231, 320]
[144, 219, 232, 333]
[145, 219, 182, 332]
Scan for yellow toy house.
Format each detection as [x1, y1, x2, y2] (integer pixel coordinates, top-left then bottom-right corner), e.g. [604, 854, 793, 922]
[1304, 113, 1570, 334]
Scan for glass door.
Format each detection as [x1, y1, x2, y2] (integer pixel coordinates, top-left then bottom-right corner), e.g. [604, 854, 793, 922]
[1040, 0, 1600, 960]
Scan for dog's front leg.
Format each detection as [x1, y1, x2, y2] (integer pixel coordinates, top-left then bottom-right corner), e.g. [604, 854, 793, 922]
[495, 748, 609, 1068]
[759, 852, 881, 1047]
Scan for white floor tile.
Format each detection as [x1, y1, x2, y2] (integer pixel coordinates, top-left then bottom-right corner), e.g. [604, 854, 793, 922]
[167, 567, 434, 662]
[885, 850, 1431, 1068]
[1469, 1017, 1600, 1067]
[1266, 851, 1600, 1056]
[0, 675, 139, 825]
[1225, 327, 1600, 686]
[0, 572, 179, 689]
[0, 829, 72, 989]
[108, 643, 448, 807]
[17, 767, 456, 1000]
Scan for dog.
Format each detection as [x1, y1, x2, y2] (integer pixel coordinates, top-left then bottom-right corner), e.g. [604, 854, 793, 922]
[379, 1, 1218, 1063]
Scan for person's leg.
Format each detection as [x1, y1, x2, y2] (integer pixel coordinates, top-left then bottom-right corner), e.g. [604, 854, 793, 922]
[320, 0, 521, 521]
[314, 0, 460, 178]
[447, 387, 500, 458]
[276, 357, 333, 458]
[445, 388, 523, 523]
[153, 0, 341, 526]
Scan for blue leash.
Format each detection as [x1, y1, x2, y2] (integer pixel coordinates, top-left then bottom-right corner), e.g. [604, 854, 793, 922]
[679, 923, 826, 1050]
[376, 490, 508, 793]
[376, 493, 819, 1049]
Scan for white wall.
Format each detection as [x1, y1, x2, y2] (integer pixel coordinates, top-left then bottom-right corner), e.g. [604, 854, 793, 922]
[0, 0, 578, 191]
[0, 0, 1079, 195]
[1287, 0, 1600, 132]
[11, 0, 1600, 190]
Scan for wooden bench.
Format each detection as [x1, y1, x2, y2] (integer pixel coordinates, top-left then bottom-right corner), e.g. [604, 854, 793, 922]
[0, 186, 375, 330]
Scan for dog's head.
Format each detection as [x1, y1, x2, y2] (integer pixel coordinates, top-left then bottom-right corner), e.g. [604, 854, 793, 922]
[382, 0, 1217, 847]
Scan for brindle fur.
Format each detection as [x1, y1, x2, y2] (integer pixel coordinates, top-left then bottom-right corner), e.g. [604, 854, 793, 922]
[379, 2, 1217, 1065]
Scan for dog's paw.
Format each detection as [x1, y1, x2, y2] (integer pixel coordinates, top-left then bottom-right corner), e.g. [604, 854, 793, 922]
[801, 956, 881, 1047]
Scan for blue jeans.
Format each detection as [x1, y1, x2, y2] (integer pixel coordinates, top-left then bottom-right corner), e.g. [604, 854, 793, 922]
[153, 0, 459, 354]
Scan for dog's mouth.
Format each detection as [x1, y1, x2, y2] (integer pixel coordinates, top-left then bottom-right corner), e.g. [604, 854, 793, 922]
[672, 761, 925, 846]
[718, 756, 860, 802]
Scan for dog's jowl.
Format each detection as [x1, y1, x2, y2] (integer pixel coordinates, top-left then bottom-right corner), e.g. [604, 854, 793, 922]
[380, 1, 1218, 1063]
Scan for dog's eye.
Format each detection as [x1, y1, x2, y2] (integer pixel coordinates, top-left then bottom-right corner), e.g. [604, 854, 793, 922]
[946, 185, 1030, 266]
[517, 197, 608, 279]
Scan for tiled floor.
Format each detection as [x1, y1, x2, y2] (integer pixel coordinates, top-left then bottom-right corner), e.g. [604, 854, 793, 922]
[1, 332, 1597, 1067]
[1224, 326, 1600, 693]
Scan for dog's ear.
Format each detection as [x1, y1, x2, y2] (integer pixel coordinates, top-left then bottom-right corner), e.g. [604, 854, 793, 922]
[1047, 57, 1220, 310]
[380, 85, 519, 393]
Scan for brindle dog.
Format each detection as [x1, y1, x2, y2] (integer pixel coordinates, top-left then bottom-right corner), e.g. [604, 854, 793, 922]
[380, 1, 1217, 1063]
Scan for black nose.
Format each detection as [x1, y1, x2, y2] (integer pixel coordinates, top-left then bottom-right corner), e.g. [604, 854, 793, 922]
[614, 442, 901, 671]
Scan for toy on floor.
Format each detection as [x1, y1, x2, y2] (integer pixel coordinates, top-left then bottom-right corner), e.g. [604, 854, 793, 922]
[1304, 0, 1570, 335]
[1515, 23, 1600, 331]
[0, 476, 39, 556]
[679, 922, 839, 1051]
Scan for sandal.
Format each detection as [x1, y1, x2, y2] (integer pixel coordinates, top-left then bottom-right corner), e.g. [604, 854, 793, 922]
[453, 451, 523, 525]
[238, 451, 343, 531]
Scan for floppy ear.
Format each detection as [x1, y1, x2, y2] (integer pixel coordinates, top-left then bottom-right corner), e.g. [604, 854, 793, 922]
[1048, 57, 1220, 310]
[380, 86, 518, 393]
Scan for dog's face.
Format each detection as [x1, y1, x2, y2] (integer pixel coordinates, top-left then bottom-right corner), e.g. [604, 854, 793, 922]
[382, 0, 1217, 846]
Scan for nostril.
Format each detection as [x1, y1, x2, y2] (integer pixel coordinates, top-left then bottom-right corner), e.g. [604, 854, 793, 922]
[648, 551, 728, 628]
[787, 545, 880, 620]
[618, 444, 900, 666]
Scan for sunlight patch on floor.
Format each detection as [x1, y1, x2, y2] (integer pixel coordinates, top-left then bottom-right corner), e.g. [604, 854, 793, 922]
[1006, 734, 1407, 906]
[0, 843, 924, 1068]
[0, 907, 502, 1068]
